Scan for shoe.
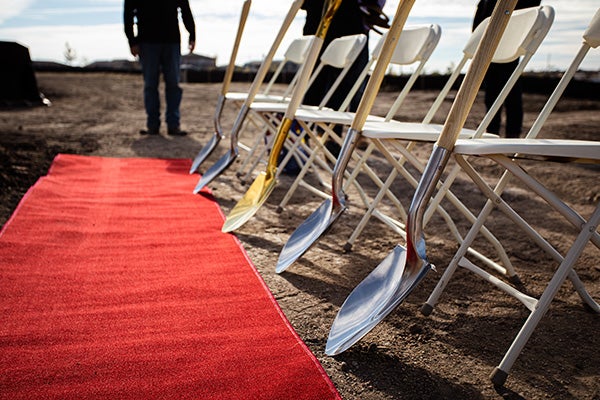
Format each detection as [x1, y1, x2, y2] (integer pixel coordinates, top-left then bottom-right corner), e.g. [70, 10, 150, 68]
[140, 128, 159, 135]
[168, 127, 188, 136]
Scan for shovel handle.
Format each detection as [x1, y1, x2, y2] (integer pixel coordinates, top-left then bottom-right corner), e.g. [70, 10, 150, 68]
[284, 0, 342, 118]
[221, 0, 252, 95]
[436, 0, 517, 150]
[284, 36, 324, 119]
[316, 0, 344, 39]
[350, 0, 416, 131]
[275, 0, 342, 168]
[242, 0, 303, 106]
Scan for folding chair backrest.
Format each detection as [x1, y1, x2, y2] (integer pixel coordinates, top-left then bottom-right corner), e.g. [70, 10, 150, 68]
[386, 24, 441, 65]
[423, 5, 554, 127]
[338, 24, 442, 115]
[383, 24, 442, 120]
[583, 8, 600, 48]
[321, 34, 368, 68]
[264, 36, 314, 96]
[526, 7, 600, 139]
[472, 5, 554, 136]
[467, 6, 549, 62]
[306, 33, 368, 108]
[285, 36, 315, 63]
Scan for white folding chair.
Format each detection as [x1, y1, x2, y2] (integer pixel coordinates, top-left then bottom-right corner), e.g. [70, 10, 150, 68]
[339, 6, 555, 279]
[234, 33, 368, 183]
[274, 24, 442, 214]
[225, 36, 314, 105]
[224, 35, 315, 176]
[421, 9, 600, 385]
[190, 0, 303, 175]
[275, 6, 554, 280]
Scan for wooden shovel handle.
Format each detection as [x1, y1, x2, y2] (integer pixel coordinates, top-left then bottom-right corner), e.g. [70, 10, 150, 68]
[243, 0, 303, 106]
[221, 0, 252, 95]
[284, 0, 342, 118]
[350, 0, 416, 131]
[436, 0, 517, 150]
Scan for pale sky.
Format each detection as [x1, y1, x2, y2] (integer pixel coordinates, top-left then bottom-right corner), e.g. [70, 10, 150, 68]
[0, 0, 598, 73]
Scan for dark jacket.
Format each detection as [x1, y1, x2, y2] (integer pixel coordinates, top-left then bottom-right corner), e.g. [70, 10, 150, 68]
[301, 0, 387, 42]
[473, 0, 541, 31]
[124, 0, 195, 46]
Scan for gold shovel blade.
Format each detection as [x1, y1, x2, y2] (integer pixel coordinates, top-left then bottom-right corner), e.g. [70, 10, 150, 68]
[221, 171, 277, 233]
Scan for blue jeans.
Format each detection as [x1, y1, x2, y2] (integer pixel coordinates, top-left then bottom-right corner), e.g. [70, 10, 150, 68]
[138, 43, 182, 131]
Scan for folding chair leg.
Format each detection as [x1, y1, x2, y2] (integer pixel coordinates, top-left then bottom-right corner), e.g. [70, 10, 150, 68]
[236, 132, 267, 179]
[420, 198, 494, 316]
[277, 130, 332, 212]
[345, 167, 405, 251]
[491, 204, 600, 386]
[240, 133, 274, 184]
[235, 113, 280, 180]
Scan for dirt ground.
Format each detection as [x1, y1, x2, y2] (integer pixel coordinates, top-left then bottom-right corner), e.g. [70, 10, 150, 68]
[1, 72, 599, 399]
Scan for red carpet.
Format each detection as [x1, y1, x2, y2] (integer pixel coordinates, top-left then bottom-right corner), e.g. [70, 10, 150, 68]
[0, 154, 340, 400]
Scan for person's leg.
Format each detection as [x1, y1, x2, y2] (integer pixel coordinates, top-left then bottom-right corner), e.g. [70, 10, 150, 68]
[504, 78, 523, 138]
[138, 43, 161, 134]
[506, 82, 523, 138]
[483, 64, 503, 134]
[332, 43, 369, 112]
[303, 64, 331, 107]
[161, 43, 183, 134]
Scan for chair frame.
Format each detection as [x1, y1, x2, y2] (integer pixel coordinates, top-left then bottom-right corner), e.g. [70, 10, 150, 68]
[274, 24, 443, 215]
[337, 6, 555, 281]
[420, 10, 600, 384]
[233, 33, 369, 183]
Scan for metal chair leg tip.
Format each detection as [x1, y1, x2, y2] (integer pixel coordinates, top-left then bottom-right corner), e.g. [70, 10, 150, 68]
[508, 274, 522, 285]
[420, 303, 433, 316]
[490, 367, 508, 387]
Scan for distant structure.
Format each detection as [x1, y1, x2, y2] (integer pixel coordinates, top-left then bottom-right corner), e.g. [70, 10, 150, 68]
[85, 59, 140, 72]
[242, 59, 300, 75]
[0, 41, 50, 107]
[181, 53, 216, 70]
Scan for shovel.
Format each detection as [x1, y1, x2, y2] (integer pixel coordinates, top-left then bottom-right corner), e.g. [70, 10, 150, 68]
[276, 0, 417, 273]
[189, 0, 251, 174]
[221, 0, 343, 232]
[193, 0, 303, 193]
[326, 0, 518, 356]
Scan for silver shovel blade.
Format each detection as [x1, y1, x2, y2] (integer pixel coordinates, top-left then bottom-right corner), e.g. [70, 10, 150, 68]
[193, 150, 237, 194]
[276, 198, 346, 273]
[325, 245, 432, 356]
[190, 133, 221, 174]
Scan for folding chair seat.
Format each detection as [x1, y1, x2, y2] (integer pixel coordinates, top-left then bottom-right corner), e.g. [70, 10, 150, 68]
[420, 9, 600, 385]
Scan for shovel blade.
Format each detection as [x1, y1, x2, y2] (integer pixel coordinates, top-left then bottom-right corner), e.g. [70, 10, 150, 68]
[193, 150, 237, 194]
[276, 198, 346, 273]
[190, 133, 221, 174]
[325, 245, 431, 356]
[222, 172, 277, 232]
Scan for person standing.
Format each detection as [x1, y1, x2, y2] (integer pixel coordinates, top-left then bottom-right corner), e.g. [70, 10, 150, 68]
[301, 0, 388, 113]
[473, 0, 541, 138]
[300, 0, 388, 158]
[124, 0, 196, 136]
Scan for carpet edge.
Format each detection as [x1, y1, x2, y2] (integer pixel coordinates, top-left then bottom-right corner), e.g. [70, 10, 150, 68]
[211, 204, 341, 399]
